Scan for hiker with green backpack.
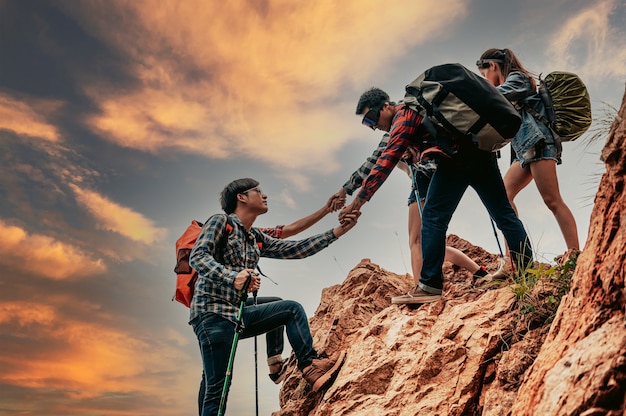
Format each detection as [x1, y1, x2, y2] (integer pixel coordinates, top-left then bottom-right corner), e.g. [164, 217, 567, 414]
[340, 83, 533, 304]
[477, 48, 590, 255]
[189, 178, 359, 416]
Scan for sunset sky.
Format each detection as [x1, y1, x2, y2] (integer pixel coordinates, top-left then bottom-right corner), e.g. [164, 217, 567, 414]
[1, 1, 625, 415]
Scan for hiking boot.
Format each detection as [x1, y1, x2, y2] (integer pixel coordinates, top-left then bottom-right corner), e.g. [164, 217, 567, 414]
[391, 286, 441, 304]
[302, 350, 346, 392]
[268, 358, 289, 384]
[472, 273, 493, 287]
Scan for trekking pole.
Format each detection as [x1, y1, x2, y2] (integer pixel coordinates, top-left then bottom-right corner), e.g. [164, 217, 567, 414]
[217, 273, 253, 416]
[253, 290, 259, 416]
[409, 164, 424, 218]
[489, 217, 504, 258]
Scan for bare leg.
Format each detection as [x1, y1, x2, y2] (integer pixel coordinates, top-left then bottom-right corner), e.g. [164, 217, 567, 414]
[408, 201, 423, 286]
[409, 201, 482, 280]
[501, 161, 533, 262]
[529, 159, 580, 250]
[445, 246, 481, 273]
[505, 159, 579, 250]
[502, 161, 533, 215]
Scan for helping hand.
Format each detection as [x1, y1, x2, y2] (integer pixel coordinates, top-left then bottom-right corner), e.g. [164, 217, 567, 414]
[333, 209, 361, 238]
[327, 189, 347, 212]
[339, 197, 364, 222]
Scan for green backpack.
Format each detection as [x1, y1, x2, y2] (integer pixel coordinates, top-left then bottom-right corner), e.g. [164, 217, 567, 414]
[527, 71, 592, 142]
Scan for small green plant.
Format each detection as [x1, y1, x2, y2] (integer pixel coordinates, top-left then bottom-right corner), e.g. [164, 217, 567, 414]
[510, 250, 580, 340]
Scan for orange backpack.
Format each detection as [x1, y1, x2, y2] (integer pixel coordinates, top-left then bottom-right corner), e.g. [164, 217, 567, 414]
[173, 216, 233, 307]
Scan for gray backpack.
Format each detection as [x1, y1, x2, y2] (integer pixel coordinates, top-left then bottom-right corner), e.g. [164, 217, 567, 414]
[404, 63, 521, 152]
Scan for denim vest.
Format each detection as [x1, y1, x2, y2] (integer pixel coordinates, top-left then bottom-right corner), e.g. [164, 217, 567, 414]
[496, 72, 556, 161]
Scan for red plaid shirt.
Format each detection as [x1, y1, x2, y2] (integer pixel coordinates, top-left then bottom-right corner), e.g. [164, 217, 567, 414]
[357, 105, 424, 202]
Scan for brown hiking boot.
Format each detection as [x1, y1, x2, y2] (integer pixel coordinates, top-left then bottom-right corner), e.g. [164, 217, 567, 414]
[302, 350, 346, 392]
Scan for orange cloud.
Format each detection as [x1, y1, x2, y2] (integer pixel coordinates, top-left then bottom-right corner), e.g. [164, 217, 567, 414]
[70, 184, 167, 244]
[0, 301, 197, 405]
[0, 92, 62, 141]
[63, 0, 467, 177]
[0, 219, 107, 280]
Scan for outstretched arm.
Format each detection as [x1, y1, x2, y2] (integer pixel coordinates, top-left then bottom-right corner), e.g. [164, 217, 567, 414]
[279, 194, 343, 238]
[340, 134, 390, 196]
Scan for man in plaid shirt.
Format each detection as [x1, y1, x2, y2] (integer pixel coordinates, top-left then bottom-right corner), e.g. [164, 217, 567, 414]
[342, 87, 533, 304]
[189, 178, 358, 416]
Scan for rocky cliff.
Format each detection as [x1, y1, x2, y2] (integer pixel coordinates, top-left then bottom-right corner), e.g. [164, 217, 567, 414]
[273, 87, 626, 416]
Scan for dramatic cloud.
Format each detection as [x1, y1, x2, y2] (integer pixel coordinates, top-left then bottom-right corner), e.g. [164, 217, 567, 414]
[547, 0, 626, 79]
[64, 0, 467, 176]
[0, 219, 107, 280]
[70, 184, 167, 244]
[0, 300, 197, 413]
[0, 92, 62, 141]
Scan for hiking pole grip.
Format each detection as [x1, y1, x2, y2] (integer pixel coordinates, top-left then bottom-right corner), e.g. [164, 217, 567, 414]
[239, 272, 254, 303]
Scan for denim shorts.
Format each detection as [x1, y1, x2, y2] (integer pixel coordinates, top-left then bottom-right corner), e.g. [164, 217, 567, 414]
[513, 138, 562, 168]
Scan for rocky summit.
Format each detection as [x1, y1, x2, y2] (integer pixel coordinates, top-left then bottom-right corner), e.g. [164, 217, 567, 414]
[272, 85, 626, 416]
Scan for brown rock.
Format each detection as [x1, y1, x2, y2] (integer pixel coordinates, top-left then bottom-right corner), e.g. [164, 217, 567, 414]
[274, 86, 626, 415]
[510, 86, 626, 416]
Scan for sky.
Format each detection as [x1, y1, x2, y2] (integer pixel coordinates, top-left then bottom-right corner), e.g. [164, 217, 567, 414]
[0, 0, 625, 415]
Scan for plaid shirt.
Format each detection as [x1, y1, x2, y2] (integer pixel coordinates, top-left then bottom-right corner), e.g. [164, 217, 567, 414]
[357, 105, 424, 202]
[258, 225, 284, 238]
[188, 214, 337, 323]
[342, 134, 391, 196]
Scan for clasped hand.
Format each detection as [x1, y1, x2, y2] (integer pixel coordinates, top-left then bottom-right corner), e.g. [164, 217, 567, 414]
[333, 209, 361, 238]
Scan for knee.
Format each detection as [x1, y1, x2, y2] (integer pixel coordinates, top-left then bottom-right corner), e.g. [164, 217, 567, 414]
[541, 194, 563, 212]
[282, 300, 305, 316]
[506, 192, 515, 205]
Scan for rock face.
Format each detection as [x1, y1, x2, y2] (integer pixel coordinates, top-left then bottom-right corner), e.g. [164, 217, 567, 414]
[509, 89, 626, 416]
[274, 88, 626, 416]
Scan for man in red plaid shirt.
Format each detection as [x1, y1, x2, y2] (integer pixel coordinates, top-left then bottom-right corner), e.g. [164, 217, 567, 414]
[342, 87, 533, 304]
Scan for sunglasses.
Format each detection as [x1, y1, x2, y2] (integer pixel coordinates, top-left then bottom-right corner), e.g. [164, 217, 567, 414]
[361, 106, 382, 130]
[475, 58, 504, 69]
[242, 186, 263, 195]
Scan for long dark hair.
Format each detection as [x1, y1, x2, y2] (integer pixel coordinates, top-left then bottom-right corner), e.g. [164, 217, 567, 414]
[479, 48, 536, 90]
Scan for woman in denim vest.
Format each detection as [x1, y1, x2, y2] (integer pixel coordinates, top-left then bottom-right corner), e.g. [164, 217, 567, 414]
[477, 48, 580, 254]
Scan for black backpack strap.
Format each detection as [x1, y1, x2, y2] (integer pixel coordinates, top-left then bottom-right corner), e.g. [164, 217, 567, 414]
[521, 102, 559, 144]
[213, 214, 233, 263]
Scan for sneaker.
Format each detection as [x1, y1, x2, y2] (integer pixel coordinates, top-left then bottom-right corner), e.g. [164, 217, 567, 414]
[472, 273, 493, 287]
[268, 359, 289, 384]
[490, 257, 513, 280]
[302, 350, 346, 392]
[391, 286, 441, 304]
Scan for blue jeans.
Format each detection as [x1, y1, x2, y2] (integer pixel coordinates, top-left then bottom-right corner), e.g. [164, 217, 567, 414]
[192, 299, 316, 416]
[419, 143, 533, 292]
[246, 296, 284, 359]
